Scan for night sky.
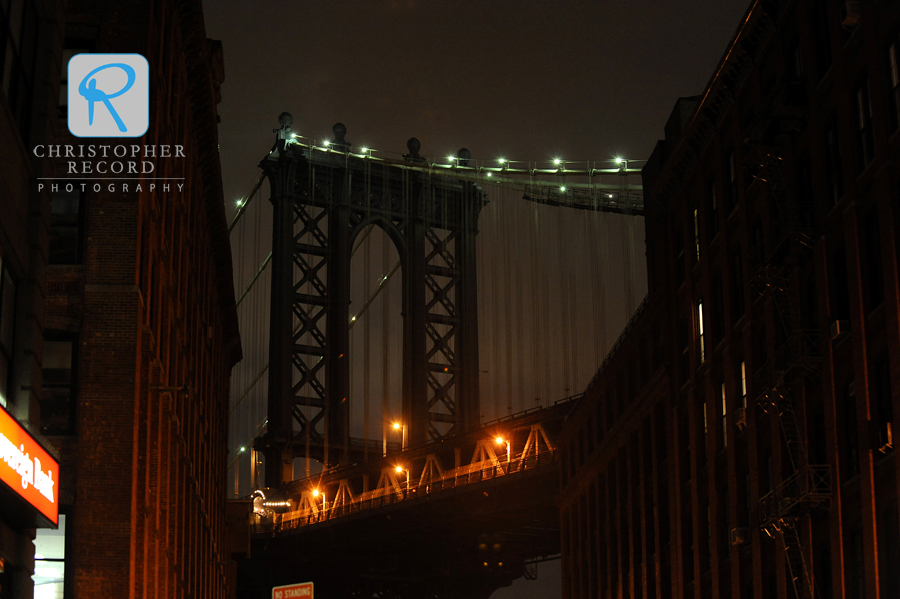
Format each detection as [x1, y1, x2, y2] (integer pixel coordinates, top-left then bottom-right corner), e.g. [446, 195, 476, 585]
[203, 1, 750, 596]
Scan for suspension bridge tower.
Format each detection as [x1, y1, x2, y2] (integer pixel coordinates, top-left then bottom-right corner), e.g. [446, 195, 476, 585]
[258, 115, 485, 486]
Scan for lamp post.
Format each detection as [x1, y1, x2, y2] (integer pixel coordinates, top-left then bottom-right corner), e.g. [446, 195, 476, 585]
[391, 421, 408, 451]
[312, 488, 326, 520]
[495, 436, 511, 473]
[395, 465, 410, 496]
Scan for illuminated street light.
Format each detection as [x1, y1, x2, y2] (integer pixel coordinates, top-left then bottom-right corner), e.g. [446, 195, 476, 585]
[385, 421, 408, 456]
[553, 158, 561, 165]
[495, 436, 511, 470]
[395, 465, 410, 492]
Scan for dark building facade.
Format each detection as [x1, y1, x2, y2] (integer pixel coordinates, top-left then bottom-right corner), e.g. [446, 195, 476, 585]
[2, 0, 243, 598]
[0, 1, 66, 598]
[558, 1, 900, 598]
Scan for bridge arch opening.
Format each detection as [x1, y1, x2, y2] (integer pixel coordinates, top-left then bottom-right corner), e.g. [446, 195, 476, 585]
[348, 223, 404, 460]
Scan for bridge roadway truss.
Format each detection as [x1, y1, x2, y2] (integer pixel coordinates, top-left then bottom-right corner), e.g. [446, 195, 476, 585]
[240, 397, 576, 599]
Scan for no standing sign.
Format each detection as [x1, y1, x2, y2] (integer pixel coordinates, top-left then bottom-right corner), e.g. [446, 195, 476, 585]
[272, 582, 313, 599]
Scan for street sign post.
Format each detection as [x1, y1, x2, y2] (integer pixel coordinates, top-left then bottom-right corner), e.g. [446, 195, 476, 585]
[272, 582, 313, 599]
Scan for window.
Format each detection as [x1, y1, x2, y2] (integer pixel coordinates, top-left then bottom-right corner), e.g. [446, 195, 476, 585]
[890, 41, 900, 133]
[59, 42, 94, 114]
[810, 402, 827, 464]
[721, 383, 727, 448]
[796, 153, 814, 226]
[693, 207, 701, 262]
[33, 513, 69, 599]
[40, 336, 77, 435]
[698, 298, 705, 364]
[844, 382, 860, 479]
[855, 78, 875, 171]
[824, 119, 844, 205]
[864, 209, 884, 310]
[811, 1, 832, 80]
[49, 188, 84, 265]
[674, 224, 685, 286]
[740, 361, 747, 408]
[680, 317, 690, 384]
[872, 354, 893, 452]
[0, 0, 40, 141]
[0, 258, 15, 408]
[848, 529, 866, 599]
[831, 244, 851, 321]
[731, 248, 744, 321]
[712, 274, 724, 343]
[708, 181, 719, 240]
[790, 40, 804, 79]
[725, 149, 738, 213]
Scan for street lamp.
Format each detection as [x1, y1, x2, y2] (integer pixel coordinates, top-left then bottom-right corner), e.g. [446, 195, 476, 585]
[392, 421, 408, 451]
[495, 436, 511, 472]
[395, 465, 410, 495]
[312, 488, 326, 519]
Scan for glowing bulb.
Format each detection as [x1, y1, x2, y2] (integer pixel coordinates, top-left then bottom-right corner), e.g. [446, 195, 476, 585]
[351, 316, 357, 321]
[361, 147, 369, 153]
[395, 465, 403, 473]
[615, 157, 624, 163]
[393, 422, 401, 430]
[560, 186, 567, 192]
[447, 156, 455, 162]
[486, 172, 493, 177]
[498, 158, 506, 163]
[495, 437, 504, 445]
[553, 158, 561, 165]
[312, 489, 319, 497]
[323, 140, 330, 146]
[239, 446, 246, 453]
[291, 133, 298, 138]
[236, 199, 243, 206]
[608, 193, 614, 198]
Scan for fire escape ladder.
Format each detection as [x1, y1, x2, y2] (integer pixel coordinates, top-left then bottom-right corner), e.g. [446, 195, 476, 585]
[744, 98, 831, 599]
[782, 523, 813, 599]
[775, 389, 805, 472]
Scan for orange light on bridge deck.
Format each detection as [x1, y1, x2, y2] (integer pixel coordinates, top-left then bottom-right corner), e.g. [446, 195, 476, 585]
[392, 422, 401, 430]
[312, 489, 319, 497]
[395, 465, 404, 473]
[495, 437, 504, 445]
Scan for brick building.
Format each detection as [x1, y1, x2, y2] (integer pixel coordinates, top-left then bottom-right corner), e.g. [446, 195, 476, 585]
[558, 1, 900, 598]
[0, 1, 66, 598]
[37, 1, 241, 599]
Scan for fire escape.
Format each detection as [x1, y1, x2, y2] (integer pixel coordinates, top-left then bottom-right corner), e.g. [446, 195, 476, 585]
[745, 78, 831, 599]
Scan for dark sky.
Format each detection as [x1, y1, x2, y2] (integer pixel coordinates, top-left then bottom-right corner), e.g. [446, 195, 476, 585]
[203, 2, 750, 597]
[204, 1, 749, 205]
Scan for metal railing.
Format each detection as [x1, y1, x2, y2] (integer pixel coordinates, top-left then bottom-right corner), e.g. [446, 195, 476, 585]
[759, 465, 831, 528]
[251, 451, 557, 535]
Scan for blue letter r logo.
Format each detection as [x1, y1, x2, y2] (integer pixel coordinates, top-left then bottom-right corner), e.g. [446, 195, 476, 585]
[78, 63, 136, 132]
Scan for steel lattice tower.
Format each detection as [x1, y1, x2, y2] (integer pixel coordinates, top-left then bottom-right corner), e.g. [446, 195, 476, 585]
[259, 118, 484, 486]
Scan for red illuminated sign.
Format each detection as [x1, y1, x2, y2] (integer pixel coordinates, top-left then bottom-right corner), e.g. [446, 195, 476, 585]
[0, 405, 59, 525]
[272, 582, 313, 599]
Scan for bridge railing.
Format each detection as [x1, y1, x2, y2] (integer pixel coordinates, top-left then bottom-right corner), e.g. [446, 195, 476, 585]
[252, 450, 557, 535]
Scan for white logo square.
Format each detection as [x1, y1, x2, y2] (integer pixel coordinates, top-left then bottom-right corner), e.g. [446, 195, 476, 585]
[67, 53, 149, 138]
